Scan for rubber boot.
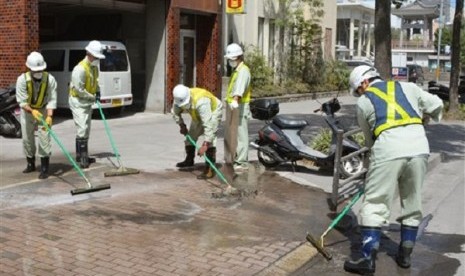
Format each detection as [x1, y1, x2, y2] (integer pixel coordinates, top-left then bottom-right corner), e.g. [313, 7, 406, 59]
[23, 157, 36, 173]
[197, 147, 216, 179]
[38, 157, 49, 179]
[77, 138, 90, 169]
[176, 145, 195, 168]
[396, 225, 418, 269]
[76, 138, 95, 164]
[344, 227, 381, 275]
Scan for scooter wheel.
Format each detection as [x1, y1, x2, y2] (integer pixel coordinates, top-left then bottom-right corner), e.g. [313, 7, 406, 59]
[339, 153, 364, 179]
[258, 150, 280, 168]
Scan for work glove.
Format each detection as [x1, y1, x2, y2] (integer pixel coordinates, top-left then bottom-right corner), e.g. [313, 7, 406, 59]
[96, 91, 101, 102]
[43, 116, 52, 130]
[31, 109, 43, 121]
[229, 100, 239, 110]
[179, 123, 188, 135]
[197, 141, 210, 156]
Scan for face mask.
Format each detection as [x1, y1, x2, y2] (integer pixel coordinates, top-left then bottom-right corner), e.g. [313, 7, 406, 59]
[181, 103, 191, 111]
[228, 60, 238, 68]
[32, 72, 43, 80]
[91, 59, 100, 66]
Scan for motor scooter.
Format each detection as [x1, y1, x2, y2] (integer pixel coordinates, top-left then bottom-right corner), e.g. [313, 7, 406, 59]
[0, 86, 22, 138]
[249, 97, 364, 178]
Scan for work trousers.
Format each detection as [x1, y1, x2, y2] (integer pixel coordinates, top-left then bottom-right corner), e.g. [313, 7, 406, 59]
[360, 155, 429, 227]
[224, 103, 250, 167]
[20, 108, 51, 158]
[69, 96, 93, 139]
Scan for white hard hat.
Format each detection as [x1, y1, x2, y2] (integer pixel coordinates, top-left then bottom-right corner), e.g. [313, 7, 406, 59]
[85, 40, 106, 59]
[26, 51, 47, 71]
[224, 43, 243, 60]
[173, 84, 190, 107]
[349, 65, 380, 97]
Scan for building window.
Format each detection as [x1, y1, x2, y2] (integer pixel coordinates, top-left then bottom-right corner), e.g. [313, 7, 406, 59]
[258, 17, 264, 51]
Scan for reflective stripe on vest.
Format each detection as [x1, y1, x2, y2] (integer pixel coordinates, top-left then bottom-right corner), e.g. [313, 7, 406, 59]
[365, 81, 422, 137]
[70, 59, 98, 97]
[26, 72, 49, 109]
[189, 88, 218, 122]
[226, 63, 252, 104]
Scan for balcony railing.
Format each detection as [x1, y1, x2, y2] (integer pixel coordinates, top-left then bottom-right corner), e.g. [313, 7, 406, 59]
[391, 40, 435, 50]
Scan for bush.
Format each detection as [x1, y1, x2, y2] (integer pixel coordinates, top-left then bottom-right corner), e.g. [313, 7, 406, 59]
[245, 46, 274, 89]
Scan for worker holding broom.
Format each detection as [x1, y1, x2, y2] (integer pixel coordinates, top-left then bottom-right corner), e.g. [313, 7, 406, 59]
[69, 40, 105, 169]
[16, 51, 57, 179]
[171, 84, 223, 180]
[344, 65, 443, 275]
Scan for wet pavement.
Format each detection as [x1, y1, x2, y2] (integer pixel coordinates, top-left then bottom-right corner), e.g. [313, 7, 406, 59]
[1, 95, 464, 275]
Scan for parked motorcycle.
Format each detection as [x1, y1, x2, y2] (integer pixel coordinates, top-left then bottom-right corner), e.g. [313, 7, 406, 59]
[428, 80, 465, 104]
[0, 86, 22, 138]
[249, 97, 364, 178]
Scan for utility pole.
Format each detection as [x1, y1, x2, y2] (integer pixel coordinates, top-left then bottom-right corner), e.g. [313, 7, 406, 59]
[435, 0, 444, 82]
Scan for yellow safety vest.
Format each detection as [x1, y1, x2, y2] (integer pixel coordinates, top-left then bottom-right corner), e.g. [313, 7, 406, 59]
[189, 88, 218, 122]
[25, 72, 49, 109]
[365, 81, 423, 137]
[226, 62, 252, 104]
[70, 59, 98, 97]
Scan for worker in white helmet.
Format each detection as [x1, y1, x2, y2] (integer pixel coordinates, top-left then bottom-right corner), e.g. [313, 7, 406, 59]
[223, 43, 252, 172]
[171, 84, 223, 179]
[15, 51, 57, 179]
[69, 40, 106, 168]
[343, 65, 443, 275]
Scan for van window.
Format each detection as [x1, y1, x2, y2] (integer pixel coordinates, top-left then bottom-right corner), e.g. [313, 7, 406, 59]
[69, 50, 86, 71]
[100, 50, 129, 72]
[41, 50, 65, 71]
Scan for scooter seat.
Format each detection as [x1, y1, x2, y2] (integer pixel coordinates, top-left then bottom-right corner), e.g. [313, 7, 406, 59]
[273, 115, 308, 129]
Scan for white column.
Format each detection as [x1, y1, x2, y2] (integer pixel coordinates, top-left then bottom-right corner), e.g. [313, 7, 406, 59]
[349, 18, 355, 58]
[399, 17, 404, 48]
[357, 20, 363, 57]
[366, 23, 371, 57]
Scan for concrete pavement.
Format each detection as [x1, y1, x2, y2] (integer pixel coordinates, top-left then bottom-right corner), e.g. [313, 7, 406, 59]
[1, 95, 464, 275]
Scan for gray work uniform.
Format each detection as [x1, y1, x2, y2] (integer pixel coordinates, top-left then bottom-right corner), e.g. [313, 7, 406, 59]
[69, 57, 99, 139]
[16, 72, 57, 158]
[357, 80, 443, 228]
[224, 62, 252, 169]
[172, 88, 223, 147]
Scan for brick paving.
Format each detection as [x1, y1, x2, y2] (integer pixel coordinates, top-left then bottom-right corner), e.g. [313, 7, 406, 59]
[0, 165, 329, 276]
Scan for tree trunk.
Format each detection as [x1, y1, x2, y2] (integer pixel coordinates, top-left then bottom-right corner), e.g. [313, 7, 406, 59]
[374, 0, 392, 79]
[449, 0, 464, 112]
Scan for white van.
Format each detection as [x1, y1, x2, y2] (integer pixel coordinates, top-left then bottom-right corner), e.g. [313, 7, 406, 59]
[40, 41, 133, 109]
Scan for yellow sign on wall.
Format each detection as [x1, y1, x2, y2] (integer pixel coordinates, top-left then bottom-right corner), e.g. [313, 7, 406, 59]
[226, 0, 246, 14]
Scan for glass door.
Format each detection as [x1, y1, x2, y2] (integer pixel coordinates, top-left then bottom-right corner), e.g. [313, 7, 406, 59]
[180, 29, 196, 87]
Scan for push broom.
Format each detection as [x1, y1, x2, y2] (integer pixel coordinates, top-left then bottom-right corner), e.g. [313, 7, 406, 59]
[38, 116, 110, 195]
[306, 189, 364, 260]
[96, 100, 140, 177]
[185, 134, 236, 194]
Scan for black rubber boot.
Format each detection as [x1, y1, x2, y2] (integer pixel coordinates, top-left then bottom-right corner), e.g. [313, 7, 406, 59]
[344, 227, 381, 275]
[23, 157, 36, 173]
[396, 225, 418, 269]
[76, 138, 95, 164]
[176, 146, 195, 168]
[77, 138, 89, 168]
[38, 157, 49, 179]
[197, 147, 216, 179]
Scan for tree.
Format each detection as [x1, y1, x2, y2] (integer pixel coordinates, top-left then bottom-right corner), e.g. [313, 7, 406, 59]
[374, 0, 393, 79]
[448, 0, 464, 112]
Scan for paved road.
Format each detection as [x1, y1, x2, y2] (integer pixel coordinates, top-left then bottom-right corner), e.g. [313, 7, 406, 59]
[0, 95, 464, 275]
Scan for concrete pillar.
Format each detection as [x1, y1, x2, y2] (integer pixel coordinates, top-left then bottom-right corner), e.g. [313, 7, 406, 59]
[399, 17, 404, 48]
[357, 20, 363, 57]
[366, 23, 371, 57]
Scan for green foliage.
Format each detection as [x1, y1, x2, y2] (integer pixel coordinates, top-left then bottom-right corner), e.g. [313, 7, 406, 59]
[324, 60, 350, 91]
[310, 128, 332, 154]
[245, 45, 274, 89]
[310, 128, 365, 155]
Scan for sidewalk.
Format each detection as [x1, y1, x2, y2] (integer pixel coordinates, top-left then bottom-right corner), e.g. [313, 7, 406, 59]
[1, 95, 464, 275]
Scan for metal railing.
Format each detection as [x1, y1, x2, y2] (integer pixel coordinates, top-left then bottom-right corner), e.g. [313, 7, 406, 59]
[329, 128, 369, 212]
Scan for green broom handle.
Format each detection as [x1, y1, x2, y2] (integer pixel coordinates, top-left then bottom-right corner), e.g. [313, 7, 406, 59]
[96, 101, 121, 163]
[39, 116, 91, 184]
[185, 134, 230, 186]
[324, 189, 364, 235]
